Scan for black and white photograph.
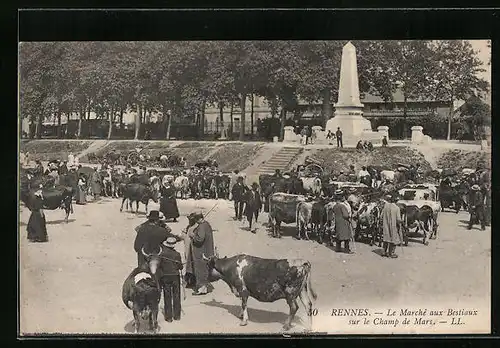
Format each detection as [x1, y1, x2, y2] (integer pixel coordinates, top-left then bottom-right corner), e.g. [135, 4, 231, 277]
[18, 39, 491, 335]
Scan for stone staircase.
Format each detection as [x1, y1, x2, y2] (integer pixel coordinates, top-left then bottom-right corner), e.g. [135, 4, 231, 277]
[258, 147, 303, 175]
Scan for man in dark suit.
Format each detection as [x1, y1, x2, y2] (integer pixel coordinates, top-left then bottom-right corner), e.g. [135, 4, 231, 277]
[336, 127, 343, 148]
[468, 185, 485, 230]
[245, 183, 263, 233]
[134, 210, 176, 267]
[231, 176, 248, 221]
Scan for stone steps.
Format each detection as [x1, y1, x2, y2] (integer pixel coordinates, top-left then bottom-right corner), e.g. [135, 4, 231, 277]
[257, 147, 303, 174]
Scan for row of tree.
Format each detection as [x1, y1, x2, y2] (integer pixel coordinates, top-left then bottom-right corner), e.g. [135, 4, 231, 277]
[19, 40, 489, 140]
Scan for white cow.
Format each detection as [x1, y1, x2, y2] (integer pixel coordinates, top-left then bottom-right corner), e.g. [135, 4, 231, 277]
[300, 177, 322, 196]
[380, 170, 396, 183]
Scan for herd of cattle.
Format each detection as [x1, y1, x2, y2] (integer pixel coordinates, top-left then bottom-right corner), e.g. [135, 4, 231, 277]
[19, 159, 477, 250]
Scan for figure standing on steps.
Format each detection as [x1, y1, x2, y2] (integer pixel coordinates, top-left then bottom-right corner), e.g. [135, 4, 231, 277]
[245, 183, 262, 233]
[336, 127, 343, 148]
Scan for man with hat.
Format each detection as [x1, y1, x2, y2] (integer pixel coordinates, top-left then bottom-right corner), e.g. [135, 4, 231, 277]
[333, 190, 354, 254]
[381, 194, 403, 258]
[134, 210, 176, 267]
[158, 236, 183, 322]
[231, 176, 248, 221]
[181, 212, 215, 295]
[478, 167, 491, 226]
[468, 184, 485, 230]
[245, 182, 262, 233]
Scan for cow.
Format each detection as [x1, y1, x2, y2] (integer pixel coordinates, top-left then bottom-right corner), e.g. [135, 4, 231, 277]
[122, 246, 162, 333]
[173, 175, 190, 199]
[202, 254, 317, 331]
[300, 177, 322, 196]
[354, 201, 382, 246]
[215, 174, 231, 200]
[259, 174, 290, 212]
[288, 176, 306, 195]
[268, 193, 306, 238]
[399, 203, 438, 246]
[296, 201, 313, 240]
[438, 179, 463, 213]
[120, 183, 160, 214]
[311, 198, 327, 244]
[21, 185, 74, 223]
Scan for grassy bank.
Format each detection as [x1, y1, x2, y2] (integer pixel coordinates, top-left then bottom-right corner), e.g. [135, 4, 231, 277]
[437, 149, 491, 171]
[309, 147, 432, 173]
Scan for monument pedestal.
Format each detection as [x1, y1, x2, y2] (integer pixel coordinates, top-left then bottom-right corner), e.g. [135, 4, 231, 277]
[325, 113, 373, 138]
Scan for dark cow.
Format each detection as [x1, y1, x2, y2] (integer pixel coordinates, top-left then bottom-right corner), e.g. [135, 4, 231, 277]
[122, 246, 162, 333]
[21, 185, 74, 222]
[399, 204, 436, 246]
[203, 254, 317, 331]
[438, 179, 463, 213]
[311, 198, 327, 244]
[268, 193, 306, 238]
[120, 183, 160, 214]
[215, 174, 231, 200]
[259, 174, 290, 212]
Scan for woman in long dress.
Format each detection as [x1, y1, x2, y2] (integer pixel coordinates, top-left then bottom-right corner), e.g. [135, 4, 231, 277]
[160, 179, 180, 222]
[27, 189, 48, 243]
[76, 174, 87, 205]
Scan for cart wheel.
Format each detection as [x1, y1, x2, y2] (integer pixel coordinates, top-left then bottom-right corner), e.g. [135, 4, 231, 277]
[127, 152, 139, 166]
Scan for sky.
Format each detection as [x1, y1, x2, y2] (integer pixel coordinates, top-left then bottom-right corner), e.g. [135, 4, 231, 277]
[469, 40, 491, 84]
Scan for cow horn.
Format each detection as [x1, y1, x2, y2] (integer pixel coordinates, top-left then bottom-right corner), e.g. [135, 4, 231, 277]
[156, 245, 162, 256]
[202, 253, 209, 261]
[141, 247, 149, 257]
[215, 247, 219, 258]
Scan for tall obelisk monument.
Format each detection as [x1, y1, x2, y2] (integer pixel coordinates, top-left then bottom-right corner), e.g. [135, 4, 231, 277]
[325, 41, 372, 140]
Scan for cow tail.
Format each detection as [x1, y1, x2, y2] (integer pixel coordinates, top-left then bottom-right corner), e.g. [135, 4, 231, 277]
[306, 262, 317, 301]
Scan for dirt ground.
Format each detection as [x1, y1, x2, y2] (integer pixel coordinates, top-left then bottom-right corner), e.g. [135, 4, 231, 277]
[19, 197, 490, 335]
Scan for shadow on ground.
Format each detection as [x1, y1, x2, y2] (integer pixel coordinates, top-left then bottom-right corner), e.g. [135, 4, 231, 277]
[201, 299, 298, 327]
[46, 218, 76, 225]
[124, 319, 162, 334]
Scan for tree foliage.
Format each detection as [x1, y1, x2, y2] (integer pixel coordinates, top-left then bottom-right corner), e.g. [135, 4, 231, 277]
[19, 40, 489, 140]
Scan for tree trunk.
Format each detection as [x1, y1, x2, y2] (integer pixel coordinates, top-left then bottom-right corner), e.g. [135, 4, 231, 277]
[134, 104, 141, 140]
[250, 93, 255, 137]
[229, 101, 234, 139]
[321, 89, 332, 128]
[56, 108, 62, 138]
[107, 106, 114, 139]
[119, 107, 124, 127]
[403, 95, 408, 140]
[239, 93, 246, 141]
[35, 112, 43, 139]
[200, 100, 206, 138]
[279, 106, 286, 142]
[77, 108, 83, 139]
[219, 101, 225, 125]
[447, 98, 453, 140]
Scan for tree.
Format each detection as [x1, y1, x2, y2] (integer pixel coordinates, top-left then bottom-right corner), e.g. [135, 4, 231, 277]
[357, 40, 435, 138]
[427, 40, 489, 140]
[456, 96, 491, 140]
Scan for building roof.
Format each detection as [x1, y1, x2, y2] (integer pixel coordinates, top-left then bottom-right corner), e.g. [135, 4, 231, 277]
[360, 89, 449, 104]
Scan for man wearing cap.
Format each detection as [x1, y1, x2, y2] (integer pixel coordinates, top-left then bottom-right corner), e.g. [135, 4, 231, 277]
[182, 212, 215, 295]
[381, 194, 402, 258]
[158, 237, 183, 322]
[468, 184, 485, 230]
[231, 176, 248, 221]
[333, 191, 354, 254]
[245, 183, 262, 233]
[134, 210, 175, 267]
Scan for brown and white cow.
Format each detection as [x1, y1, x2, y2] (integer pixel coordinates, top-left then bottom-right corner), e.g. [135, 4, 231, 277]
[203, 253, 317, 331]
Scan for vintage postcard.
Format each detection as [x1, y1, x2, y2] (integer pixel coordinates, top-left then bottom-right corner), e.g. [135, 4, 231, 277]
[19, 39, 491, 335]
